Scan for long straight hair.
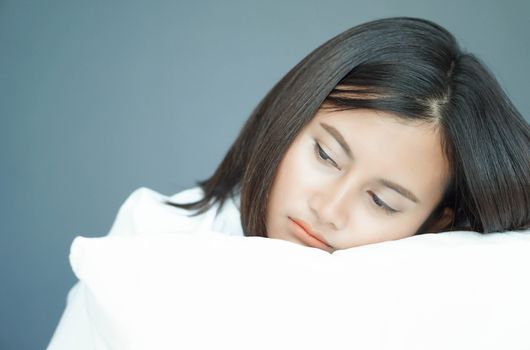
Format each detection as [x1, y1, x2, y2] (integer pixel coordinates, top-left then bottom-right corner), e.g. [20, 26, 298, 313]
[166, 17, 530, 237]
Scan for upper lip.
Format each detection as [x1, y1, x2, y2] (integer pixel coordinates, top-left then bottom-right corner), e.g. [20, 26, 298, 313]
[290, 217, 333, 249]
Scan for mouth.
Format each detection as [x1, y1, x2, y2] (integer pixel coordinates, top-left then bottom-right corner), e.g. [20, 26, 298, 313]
[288, 217, 334, 252]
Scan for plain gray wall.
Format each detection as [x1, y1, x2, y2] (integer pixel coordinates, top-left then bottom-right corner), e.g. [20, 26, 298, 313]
[1, 0, 529, 349]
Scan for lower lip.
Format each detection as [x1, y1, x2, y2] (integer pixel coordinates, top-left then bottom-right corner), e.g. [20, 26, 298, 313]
[288, 217, 331, 251]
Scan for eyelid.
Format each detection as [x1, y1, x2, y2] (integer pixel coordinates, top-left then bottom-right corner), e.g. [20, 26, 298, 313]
[369, 191, 398, 214]
[314, 141, 340, 169]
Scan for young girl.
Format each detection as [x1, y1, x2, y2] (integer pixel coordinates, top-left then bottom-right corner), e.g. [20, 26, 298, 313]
[166, 16, 530, 252]
[48, 16, 530, 349]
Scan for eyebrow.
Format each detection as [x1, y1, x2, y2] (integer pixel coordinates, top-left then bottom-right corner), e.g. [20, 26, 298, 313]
[376, 178, 420, 204]
[320, 122, 354, 160]
[319, 122, 420, 204]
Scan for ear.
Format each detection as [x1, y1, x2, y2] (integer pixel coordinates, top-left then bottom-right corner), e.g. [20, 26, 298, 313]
[426, 207, 454, 233]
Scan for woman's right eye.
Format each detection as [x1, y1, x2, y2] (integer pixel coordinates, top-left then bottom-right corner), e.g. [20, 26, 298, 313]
[313, 141, 339, 169]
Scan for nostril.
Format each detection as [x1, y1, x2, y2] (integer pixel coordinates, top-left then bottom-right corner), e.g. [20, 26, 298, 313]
[309, 198, 344, 232]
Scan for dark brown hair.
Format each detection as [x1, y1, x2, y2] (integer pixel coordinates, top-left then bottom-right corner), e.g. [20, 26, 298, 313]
[166, 17, 530, 237]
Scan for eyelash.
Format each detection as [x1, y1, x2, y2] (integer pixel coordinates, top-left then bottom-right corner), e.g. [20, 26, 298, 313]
[369, 191, 398, 215]
[313, 141, 398, 215]
[314, 140, 339, 168]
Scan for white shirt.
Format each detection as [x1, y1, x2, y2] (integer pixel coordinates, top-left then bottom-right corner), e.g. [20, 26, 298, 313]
[46, 186, 243, 350]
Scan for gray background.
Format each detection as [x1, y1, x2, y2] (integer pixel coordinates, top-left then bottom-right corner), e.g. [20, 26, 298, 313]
[1, 0, 529, 349]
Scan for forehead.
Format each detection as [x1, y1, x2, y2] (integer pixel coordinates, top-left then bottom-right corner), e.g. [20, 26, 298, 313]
[308, 108, 450, 202]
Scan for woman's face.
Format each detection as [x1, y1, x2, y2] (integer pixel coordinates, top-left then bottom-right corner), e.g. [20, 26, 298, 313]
[265, 108, 453, 253]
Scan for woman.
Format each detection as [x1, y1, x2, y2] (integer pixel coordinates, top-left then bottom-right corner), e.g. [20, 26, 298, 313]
[166, 16, 530, 252]
[48, 16, 530, 349]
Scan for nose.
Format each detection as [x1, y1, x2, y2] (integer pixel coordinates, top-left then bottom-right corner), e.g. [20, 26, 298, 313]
[308, 182, 350, 231]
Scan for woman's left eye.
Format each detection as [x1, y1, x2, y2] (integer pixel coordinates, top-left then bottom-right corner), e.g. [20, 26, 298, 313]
[314, 141, 339, 168]
[369, 191, 398, 215]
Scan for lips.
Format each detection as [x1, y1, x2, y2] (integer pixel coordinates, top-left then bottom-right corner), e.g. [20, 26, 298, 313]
[288, 217, 333, 251]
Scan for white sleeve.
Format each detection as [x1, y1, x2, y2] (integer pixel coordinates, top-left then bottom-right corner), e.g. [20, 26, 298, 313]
[47, 186, 220, 349]
[46, 282, 97, 350]
[46, 187, 151, 350]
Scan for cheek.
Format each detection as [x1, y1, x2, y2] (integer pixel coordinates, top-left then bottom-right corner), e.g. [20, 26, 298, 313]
[266, 145, 309, 235]
[276, 141, 322, 195]
[352, 215, 426, 247]
[269, 143, 313, 212]
[272, 155, 302, 201]
[337, 205, 429, 248]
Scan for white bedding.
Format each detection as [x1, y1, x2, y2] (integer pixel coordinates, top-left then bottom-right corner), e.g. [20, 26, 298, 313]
[49, 187, 530, 350]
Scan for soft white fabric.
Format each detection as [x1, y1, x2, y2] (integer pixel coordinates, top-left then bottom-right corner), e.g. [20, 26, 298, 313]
[47, 186, 243, 350]
[49, 186, 530, 350]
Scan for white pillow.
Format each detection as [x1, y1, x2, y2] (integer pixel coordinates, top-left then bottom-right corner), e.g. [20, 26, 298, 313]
[70, 227, 530, 350]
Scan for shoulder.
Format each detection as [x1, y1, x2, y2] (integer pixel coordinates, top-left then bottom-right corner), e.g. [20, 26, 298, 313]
[212, 190, 244, 236]
[167, 186, 206, 206]
[106, 186, 203, 237]
[167, 186, 244, 236]
[119, 186, 204, 216]
[106, 186, 243, 237]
